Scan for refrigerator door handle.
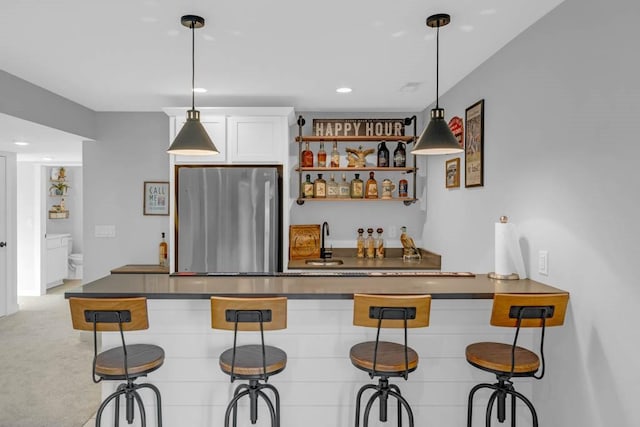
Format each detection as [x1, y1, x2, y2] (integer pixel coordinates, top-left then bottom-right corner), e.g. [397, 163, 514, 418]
[264, 180, 270, 270]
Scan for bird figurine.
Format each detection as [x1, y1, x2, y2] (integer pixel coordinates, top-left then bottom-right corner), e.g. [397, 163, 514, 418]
[346, 145, 375, 168]
[400, 226, 421, 260]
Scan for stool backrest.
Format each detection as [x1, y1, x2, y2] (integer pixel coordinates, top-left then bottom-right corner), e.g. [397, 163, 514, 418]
[490, 293, 569, 328]
[69, 297, 149, 332]
[353, 294, 431, 329]
[211, 296, 287, 331]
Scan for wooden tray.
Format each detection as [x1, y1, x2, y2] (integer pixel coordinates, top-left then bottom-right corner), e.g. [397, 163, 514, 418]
[289, 225, 321, 260]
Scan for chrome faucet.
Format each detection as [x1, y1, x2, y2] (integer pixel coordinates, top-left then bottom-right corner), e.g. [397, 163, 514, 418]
[320, 221, 332, 259]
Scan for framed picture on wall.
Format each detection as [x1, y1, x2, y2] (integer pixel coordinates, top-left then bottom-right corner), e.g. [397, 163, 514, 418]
[445, 157, 460, 188]
[465, 99, 484, 187]
[143, 181, 169, 215]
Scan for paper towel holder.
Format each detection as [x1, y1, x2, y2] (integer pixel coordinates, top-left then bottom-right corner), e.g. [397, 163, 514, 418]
[488, 216, 521, 280]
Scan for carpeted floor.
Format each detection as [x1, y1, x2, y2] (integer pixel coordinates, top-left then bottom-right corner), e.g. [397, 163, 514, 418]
[0, 281, 100, 427]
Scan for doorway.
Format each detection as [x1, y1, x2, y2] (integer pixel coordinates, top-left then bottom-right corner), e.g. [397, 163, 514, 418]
[0, 155, 6, 316]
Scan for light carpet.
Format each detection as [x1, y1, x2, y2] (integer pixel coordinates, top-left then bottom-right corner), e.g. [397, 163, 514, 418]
[0, 282, 100, 427]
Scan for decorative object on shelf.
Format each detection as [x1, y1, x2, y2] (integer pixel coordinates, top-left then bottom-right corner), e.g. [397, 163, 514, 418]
[377, 141, 389, 167]
[448, 116, 464, 148]
[398, 178, 408, 198]
[381, 179, 396, 199]
[412, 14, 463, 156]
[50, 166, 66, 181]
[143, 181, 169, 215]
[167, 14, 218, 156]
[346, 145, 375, 168]
[465, 99, 485, 187]
[49, 180, 70, 196]
[393, 141, 406, 167]
[400, 226, 421, 261]
[445, 157, 461, 188]
[313, 119, 405, 137]
[289, 225, 321, 260]
[365, 172, 378, 199]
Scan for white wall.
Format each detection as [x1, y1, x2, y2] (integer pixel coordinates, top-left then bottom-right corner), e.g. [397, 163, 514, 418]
[16, 163, 42, 296]
[423, 0, 639, 425]
[83, 113, 170, 283]
[290, 112, 428, 250]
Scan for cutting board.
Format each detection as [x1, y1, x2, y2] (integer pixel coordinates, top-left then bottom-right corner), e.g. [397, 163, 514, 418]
[289, 225, 321, 260]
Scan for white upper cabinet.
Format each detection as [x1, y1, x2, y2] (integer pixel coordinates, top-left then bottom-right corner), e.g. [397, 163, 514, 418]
[227, 116, 286, 163]
[165, 107, 294, 165]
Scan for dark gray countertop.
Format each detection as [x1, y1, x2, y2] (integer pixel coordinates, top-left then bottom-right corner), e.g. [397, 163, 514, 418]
[64, 273, 567, 300]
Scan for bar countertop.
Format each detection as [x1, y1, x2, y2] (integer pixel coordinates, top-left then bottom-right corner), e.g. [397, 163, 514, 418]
[64, 272, 567, 300]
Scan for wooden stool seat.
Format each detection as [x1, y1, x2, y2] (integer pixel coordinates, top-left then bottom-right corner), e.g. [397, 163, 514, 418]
[219, 344, 287, 377]
[350, 341, 418, 374]
[95, 343, 165, 378]
[465, 342, 539, 375]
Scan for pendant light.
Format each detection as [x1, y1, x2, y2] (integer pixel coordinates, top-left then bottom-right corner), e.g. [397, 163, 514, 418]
[167, 15, 219, 156]
[412, 14, 463, 155]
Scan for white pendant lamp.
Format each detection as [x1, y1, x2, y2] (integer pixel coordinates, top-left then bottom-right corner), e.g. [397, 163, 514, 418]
[412, 14, 463, 155]
[167, 15, 219, 156]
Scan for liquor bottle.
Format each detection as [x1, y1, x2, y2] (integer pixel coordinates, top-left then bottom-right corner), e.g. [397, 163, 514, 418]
[302, 174, 314, 198]
[398, 178, 409, 198]
[302, 141, 314, 167]
[338, 173, 350, 198]
[350, 173, 364, 199]
[330, 141, 340, 168]
[393, 141, 406, 167]
[356, 228, 365, 258]
[377, 141, 389, 167]
[317, 142, 327, 167]
[365, 171, 378, 199]
[326, 173, 339, 198]
[313, 173, 326, 198]
[376, 228, 385, 259]
[366, 228, 375, 259]
[159, 232, 168, 267]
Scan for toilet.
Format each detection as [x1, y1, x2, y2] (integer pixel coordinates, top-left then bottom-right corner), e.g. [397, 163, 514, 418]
[66, 238, 83, 280]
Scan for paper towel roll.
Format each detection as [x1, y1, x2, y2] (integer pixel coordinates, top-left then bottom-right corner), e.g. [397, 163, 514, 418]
[493, 220, 527, 279]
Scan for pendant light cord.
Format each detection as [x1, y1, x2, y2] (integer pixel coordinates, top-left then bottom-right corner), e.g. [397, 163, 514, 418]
[435, 24, 440, 109]
[191, 20, 195, 111]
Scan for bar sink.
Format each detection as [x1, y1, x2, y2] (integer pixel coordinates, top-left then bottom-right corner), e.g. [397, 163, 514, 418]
[304, 259, 344, 266]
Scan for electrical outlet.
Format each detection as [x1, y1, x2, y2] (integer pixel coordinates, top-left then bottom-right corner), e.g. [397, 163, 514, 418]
[538, 250, 548, 275]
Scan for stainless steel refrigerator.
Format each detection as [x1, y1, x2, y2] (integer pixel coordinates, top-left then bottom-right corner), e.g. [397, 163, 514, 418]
[176, 166, 281, 273]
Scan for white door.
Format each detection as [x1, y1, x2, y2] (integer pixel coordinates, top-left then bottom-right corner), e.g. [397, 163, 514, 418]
[0, 156, 7, 317]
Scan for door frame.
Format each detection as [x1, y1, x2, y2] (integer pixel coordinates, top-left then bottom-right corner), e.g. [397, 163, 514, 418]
[0, 152, 18, 316]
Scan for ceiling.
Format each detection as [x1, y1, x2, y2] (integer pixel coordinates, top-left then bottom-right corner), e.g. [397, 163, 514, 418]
[0, 0, 563, 162]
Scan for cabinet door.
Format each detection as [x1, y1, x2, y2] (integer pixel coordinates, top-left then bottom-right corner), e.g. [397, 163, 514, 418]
[227, 116, 285, 163]
[172, 116, 227, 164]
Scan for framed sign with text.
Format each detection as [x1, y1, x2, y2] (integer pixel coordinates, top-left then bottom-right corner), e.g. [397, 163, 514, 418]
[143, 181, 169, 215]
[465, 100, 484, 187]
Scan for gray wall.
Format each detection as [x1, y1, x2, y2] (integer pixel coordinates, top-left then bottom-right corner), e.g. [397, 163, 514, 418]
[83, 113, 169, 282]
[424, 0, 639, 425]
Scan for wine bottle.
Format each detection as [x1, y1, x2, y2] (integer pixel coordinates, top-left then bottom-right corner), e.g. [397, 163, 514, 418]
[326, 173, 339, 198]
[159, 232, 168, 267]
[365, 171, 378, 199]
[317, 143, 327, 167]
[313, 173, 326, 198]
[302, 174, 314, 198]
[366, 228, 375, 258]
[350, 173, 364, 198]
[393, 141, 406, 167]
[302, 141, 314, 167]
[330, 141, 340, 168]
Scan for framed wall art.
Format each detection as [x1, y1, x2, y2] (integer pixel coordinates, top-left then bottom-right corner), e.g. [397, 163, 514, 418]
[143, 181, 169, 215]
[465, 99, 484, 187]
[445, 157, 460, 188]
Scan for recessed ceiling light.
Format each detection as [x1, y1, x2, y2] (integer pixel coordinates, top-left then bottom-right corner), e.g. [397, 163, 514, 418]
[480, 9, 497, 16]
[336, 87, 352, 94]
[460, 25, 475, 32]
[14, 141, 29, 146]
[167, 29, 180, 37]
[399, 82, 421, 93]
[141, 16, 158, 23]
[391, 30, 406, 38]
[202, 34, 215, 42]
[42, 156, 53, 161]
[193, 88, 207, 93]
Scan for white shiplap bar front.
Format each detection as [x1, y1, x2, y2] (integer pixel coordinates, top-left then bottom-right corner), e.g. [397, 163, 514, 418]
[99, 298, 538, 427]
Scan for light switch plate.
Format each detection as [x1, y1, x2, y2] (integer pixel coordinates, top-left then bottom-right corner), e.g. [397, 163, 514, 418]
[538, 250, 548, 275]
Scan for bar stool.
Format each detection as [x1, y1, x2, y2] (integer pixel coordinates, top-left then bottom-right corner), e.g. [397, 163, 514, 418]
[350, 293, 431, 427]
[68, 297, 164, 427]
[466, 293, 569, 427]
[211, 296, 287, 427]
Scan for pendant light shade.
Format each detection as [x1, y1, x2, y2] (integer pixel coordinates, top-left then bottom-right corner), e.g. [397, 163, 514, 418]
[412, 13, 463, 156]
[167, 15, 218, 156]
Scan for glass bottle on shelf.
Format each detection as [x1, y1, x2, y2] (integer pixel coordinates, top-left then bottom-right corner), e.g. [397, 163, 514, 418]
[302, 141, 314, 167]
[365, 172, 378, 199]
[338, 173, 350, 198]
[377, 141, 389, 167]
[302, 174, 314, 198]
[393, 141, 406, 167]
[159, 232, 168, 267]
[376, 228, 385, 259]
[330, 141, 340, 168]
[398, 177, 409, 198]
[356, 228, 365, 258]
[317, 142, 327, 168]
[366, 228, 375, 259]
[313, 173, 326, 198]
[350, 173, 364, 199]
[326, 173, 339, 198]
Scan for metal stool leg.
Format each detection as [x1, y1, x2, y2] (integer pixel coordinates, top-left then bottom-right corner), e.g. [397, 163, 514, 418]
[96, 387, 127, 427]
[388, 388, 414, 427]
[138, 383, 163, 427]
[362, 390, 382, 427]
[231, 384, 250, 427]
[485, 390, 500, 427]
[224, 389, 251, 427]
[508, 389, 539, 427]
[467, 383, 493, 427]
[354, 384, 378, 427]
[257, 389, 277, 426]
[113, 383, 126, 427]
[131, 390, 147, 426]
[389, 384, 403, 427]
[511, 392, 516, 427]
[263, 383, 281, 426]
